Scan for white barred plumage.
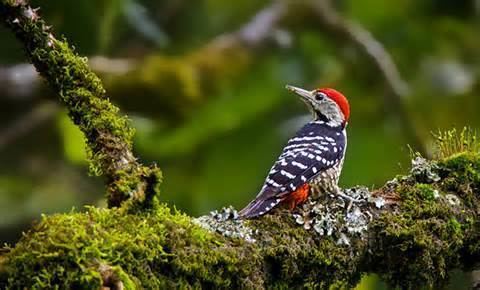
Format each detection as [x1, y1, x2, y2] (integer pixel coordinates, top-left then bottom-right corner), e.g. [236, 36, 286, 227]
[239, 86, 350, 218]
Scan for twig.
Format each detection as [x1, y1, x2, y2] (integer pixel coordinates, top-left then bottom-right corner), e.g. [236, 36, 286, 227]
[0, 0, 162, 209]
[311, 0, 408, 97]
[236, 1, 287, 48]
[310, 0, 428, 156]
[0, 101, 59, 150]
[200, 2, 287, 51]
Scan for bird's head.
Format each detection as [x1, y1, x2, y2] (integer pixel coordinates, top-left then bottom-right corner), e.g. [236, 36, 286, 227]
[286, 85, 350, 127]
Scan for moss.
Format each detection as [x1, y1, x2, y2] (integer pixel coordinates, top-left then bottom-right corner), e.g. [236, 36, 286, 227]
[99, 264, 138, 290]
[249, 212, 366, 288]
[434, 127, 480, 159]
[368, 152, 480, 288]
[414, 183, 438, 201]
[0, 204, 262, 289]
[114, 164, 164, 210]
[0, 205, 369, 289]
[448, 218, 462, 235]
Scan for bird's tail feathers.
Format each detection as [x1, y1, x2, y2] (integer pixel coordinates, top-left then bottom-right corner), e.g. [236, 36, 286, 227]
[239, 196, 283, 219]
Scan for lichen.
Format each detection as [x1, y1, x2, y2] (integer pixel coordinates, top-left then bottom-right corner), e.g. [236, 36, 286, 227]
[194, 206, 257, 243]
[410, 156, 441, 183]
[292, 186, 380, 246]
[250, 212, 366, 288]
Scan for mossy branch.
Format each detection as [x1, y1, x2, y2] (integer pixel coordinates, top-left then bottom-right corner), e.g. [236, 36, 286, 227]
[0, 151, 479, 289]
[0, 0, 162, 208]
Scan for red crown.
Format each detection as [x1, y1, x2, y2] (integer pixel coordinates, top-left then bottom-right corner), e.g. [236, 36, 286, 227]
[317, 88, 350, 123]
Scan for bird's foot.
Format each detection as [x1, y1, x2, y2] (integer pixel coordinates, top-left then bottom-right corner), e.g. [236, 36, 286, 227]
[336, 190, 361, 211]
[337, 191, 361, 202]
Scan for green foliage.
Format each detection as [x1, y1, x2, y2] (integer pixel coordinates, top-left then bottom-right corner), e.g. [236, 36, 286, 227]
[137, 57, 283, 157]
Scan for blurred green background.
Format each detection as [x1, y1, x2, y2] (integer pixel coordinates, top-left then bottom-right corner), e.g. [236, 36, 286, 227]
[0, 0, 479, 288]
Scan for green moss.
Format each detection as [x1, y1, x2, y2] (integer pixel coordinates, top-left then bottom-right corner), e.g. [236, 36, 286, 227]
[414, 183, 437, 201]
[434, 127, 480, 160]
[102, 265, 138, 290]
[448, 218, 462, 235]
[249, 212, 365, 288]
[0, 205, 261, 289]
[0, 205, 369, 289]
[368, 152, 480, 288]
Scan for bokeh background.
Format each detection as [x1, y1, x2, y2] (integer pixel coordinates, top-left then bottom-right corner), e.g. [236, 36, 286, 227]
[0, 0, 479, 288]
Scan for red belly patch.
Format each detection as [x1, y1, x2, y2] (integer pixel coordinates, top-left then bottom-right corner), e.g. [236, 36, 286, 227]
[283, 183, 310, 210]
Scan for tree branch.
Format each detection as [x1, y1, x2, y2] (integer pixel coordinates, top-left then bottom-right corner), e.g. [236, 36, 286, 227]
[0, 0, 161, 208]
[310, 0, 428, 156]
[0, 152, 479, 289]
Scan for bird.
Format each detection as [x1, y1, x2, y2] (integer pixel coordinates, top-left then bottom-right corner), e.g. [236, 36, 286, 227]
[239, 85, 350, 218]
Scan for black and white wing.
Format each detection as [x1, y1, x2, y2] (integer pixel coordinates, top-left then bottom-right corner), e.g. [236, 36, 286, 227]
[239, 122, 346, 218]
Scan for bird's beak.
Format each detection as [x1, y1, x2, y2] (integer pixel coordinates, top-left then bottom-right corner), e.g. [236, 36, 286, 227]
[286, 85, 315, 107]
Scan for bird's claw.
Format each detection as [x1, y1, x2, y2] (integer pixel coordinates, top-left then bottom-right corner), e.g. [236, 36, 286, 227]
[336, 191, 361, 211]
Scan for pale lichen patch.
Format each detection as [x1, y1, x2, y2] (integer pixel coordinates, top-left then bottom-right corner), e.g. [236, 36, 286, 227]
[411, 156, 441, 183]
[292, 186, 380, 245]
[195, 206, 257, 243]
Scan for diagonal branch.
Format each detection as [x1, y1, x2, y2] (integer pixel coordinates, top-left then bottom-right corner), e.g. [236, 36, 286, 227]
[0, 0, 161, 208]
[310, 0, 428, 156]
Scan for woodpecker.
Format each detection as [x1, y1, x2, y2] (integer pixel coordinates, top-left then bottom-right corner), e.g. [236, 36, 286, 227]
[239, 85, 350, 218]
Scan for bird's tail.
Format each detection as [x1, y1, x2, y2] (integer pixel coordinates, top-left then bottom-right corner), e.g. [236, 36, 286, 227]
[239, 196, 283, 219]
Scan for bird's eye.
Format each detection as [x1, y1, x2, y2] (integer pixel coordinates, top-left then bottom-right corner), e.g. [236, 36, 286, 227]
[315, 92, 326, 101]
